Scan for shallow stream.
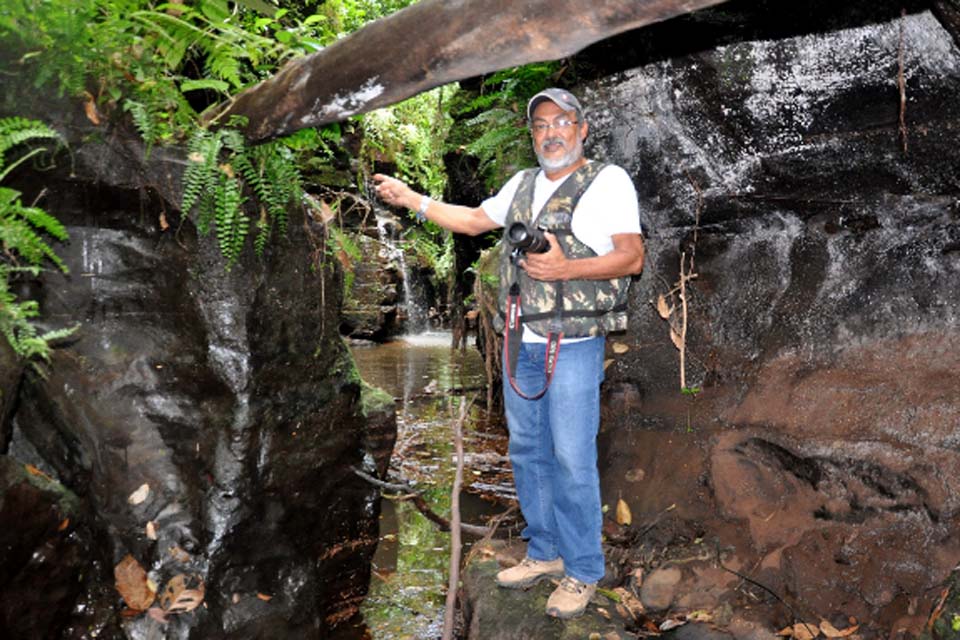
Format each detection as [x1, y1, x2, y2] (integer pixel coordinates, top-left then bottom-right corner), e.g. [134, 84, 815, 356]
[336, 332, 514, 640]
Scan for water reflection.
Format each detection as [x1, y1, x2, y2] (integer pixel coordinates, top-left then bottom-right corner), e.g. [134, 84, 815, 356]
[345, 332, 513, 640]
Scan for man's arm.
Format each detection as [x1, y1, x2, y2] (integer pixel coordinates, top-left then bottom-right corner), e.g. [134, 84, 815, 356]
[372, 174, 500, 236]
[520, 232, 645, 281]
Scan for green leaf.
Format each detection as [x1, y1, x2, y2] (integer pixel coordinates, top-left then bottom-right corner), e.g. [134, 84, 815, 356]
[180, 78, 230, 93]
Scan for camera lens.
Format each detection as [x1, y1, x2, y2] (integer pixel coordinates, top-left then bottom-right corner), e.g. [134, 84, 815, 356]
[507, 222, 550, 254]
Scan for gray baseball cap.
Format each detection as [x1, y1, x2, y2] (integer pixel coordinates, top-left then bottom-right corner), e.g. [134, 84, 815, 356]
[527, 88, 583, 120]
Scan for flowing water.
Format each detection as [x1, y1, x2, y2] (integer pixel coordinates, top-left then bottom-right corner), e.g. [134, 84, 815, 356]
[338, 332, 515, 640]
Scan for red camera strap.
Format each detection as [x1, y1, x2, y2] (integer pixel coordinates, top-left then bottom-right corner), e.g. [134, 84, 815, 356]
[503, 287, 562, 401]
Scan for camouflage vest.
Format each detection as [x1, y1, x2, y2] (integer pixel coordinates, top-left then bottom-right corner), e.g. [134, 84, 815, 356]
[494, 162, 631, 338]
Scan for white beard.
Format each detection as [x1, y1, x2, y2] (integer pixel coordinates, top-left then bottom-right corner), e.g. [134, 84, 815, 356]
[535, 135, 584, 172]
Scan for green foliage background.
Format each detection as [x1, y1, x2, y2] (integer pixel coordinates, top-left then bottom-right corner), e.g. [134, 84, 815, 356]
[0, 0, 565, 364]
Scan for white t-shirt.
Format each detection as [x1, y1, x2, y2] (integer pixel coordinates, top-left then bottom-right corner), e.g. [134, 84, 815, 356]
[480, 162, 643, 342]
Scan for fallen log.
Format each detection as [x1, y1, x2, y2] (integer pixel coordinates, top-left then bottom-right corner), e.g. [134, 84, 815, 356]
[206, 0, 731, 142]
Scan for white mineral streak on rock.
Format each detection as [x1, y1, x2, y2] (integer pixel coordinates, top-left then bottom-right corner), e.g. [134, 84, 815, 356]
[742, 11, 955, 152]
[589, 10, 955, 200]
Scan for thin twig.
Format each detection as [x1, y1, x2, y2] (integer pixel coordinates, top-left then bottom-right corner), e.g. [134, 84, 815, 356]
[351, 466, 491, 536]
[442, 398, 469, 640]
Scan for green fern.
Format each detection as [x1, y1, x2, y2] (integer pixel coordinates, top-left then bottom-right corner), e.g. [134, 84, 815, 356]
[123, 99, 158, 152]
[0, 117, 75, 371]
[181, 128, 302, 268]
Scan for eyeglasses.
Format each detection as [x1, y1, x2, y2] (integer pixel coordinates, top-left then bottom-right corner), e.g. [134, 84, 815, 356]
[529, 118, 579, 134]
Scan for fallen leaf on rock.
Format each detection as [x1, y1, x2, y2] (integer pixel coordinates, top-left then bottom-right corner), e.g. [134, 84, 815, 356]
[596, 606, 611, 619]
[616, 498, 632, 526]
[778, 623, 819, 640]
[611, 342, 629, 354]
[820, 620, 843, 638]
[147, 607, 168, 624]
[660, 618, 687, 631]
[58, 518, 70, 532]
[146, 521, 157, 540]
[114, 554, 156, 611]
[159, 212, 169, 232]
[603, 358, 615, 370]
[161, 574, 205, 614]
[128, 483, 150, 505]
[656, 294, 672, 319]
[25, 464, 52, 480]
[257, 592, 272, 602]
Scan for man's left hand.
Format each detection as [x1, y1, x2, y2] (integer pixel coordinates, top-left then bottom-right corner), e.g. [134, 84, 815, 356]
[519, 232, 568, 281]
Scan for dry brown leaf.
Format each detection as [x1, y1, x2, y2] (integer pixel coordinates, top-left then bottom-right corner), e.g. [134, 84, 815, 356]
[58, 518, 70, 532]
[669, 327, 684, 350]
[114, 554, 156, 611]
[188, 152, 204, 163]
[820, 621, 842, 638]
[161, 574, 205, 614]
[603, 358, 615, 370]
[83, 92, 101, 126]
[146, 521, 157, 540]
[257, 593, 273, 602]
[336, 249, 352, 270]
[25, 464, 52, 480]
[159, 212, 169, 232]
[318, 200, 336, 224]
[616, 498, 632, 526]
[219, 163, 235, 179]
[836, 624, 860, 637]
[596, 606, 611, 619]
[656, 294, 672, 319]
[128, 483, 150, 505]
[779, 623, 819, 640]
[611, 342, 629, 354]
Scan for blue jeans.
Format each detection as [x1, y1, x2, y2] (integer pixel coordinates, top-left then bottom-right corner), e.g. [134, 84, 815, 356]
[502, 336, 605, 584]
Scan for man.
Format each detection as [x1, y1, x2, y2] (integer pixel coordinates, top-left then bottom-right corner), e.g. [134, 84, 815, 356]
[374, 88, 644, 619]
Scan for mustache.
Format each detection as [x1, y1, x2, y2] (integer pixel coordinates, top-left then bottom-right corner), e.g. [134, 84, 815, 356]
[539, 137, 566, 151]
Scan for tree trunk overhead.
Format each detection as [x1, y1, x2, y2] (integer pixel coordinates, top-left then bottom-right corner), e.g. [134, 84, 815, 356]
[207, 0, 731, 141]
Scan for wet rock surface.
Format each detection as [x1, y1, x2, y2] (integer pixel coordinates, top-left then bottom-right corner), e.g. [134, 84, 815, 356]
[576, 0, 960, 636]
[0, 129, 395, 637]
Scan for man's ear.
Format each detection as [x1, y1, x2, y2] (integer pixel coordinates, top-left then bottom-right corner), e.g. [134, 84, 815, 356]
[581, 121, 589, 142]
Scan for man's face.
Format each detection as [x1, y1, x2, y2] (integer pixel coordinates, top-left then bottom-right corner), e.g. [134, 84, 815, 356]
[530, 100, 587, 173]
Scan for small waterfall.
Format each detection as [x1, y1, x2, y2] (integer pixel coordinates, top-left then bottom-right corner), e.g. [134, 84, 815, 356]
[375, 211, 430, 334]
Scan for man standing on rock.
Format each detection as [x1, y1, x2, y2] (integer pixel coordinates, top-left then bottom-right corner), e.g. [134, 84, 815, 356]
[374, 88, 644, 619]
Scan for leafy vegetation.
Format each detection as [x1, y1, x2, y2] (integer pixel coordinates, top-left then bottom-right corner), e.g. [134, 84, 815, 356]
[0, 0, 573, 343]
[0, 118, 75, 371]
[448, 62, 561, 190]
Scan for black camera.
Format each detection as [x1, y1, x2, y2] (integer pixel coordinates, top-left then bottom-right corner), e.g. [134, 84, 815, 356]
[507, 222, 550, 255]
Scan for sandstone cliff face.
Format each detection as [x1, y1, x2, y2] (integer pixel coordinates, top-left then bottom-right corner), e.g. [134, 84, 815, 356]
[588, 2, 960, 629]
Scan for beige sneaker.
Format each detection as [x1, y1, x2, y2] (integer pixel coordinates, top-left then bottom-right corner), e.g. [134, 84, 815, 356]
[495, 556, 564, 589]
[545, 575, 596, 619]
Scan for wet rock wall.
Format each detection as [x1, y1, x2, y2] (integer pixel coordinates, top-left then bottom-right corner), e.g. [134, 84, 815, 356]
[584, 2, 960, 631]
[0, 127, 395, 637]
